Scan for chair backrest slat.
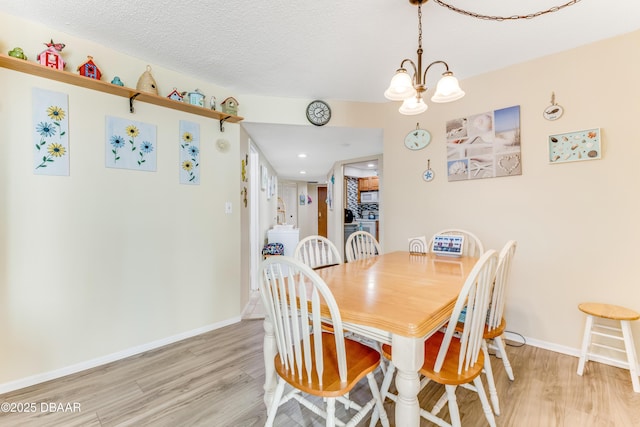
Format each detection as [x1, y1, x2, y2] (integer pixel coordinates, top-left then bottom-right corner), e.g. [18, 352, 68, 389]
[345, 231, 382, 262]
[260, 256, 347, 387]
[295, 235, 342, 268]
[435, 249, 498, 374]
[487, 240, 517, 331]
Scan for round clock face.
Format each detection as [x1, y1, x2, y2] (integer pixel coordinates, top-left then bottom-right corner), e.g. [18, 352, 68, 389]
[306, 100, 331, 126]
[404, 129, 431, 150]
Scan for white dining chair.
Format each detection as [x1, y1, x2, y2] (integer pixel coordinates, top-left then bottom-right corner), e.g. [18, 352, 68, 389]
[345, 230, 381, 262]
[294, 235, 342, 269]
[260, 256, 389, 426]
[428, 228, 485, 257]
[474, 239, 518, 416]
[372, 250, 499, 427]
[487, 240, 517, 382]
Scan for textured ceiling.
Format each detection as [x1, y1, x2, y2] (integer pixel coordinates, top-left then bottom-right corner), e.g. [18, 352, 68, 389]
[3, 0, 640, 181]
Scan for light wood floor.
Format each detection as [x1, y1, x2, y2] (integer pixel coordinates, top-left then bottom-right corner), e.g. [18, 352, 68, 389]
[1, 319, 639, 426]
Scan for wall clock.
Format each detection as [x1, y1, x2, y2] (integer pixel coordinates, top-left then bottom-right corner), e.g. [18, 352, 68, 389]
[306, 100, 331, 126]
[404, 124, 431, 150]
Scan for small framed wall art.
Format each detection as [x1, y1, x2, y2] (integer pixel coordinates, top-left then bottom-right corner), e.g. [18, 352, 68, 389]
[548, 128, 601, 164]
[445, 105, 521, 181]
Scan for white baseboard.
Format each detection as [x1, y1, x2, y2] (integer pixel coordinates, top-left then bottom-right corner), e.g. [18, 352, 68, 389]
[0, 316, 241, 395]
[520, 335, 640, 372]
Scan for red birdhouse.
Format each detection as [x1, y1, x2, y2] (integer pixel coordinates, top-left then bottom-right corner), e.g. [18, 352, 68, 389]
[77, 56, 102, 80]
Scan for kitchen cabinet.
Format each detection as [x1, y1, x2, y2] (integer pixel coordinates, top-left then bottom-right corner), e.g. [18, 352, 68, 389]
[0, 53, 243, 131]
[358, 177, 379, 192]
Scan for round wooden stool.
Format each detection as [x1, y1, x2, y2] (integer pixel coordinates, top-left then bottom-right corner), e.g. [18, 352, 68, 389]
[577, 302, 640, 393]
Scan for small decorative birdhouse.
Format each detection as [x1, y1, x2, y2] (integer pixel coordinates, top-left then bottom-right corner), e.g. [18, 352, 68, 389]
[37, 46, 65, 70]
[221, 97, 239, 116]
[77, 56, 102, 80]
[185, 89, 205, 107]
[111, 76, 124, 86]
[136, 65, 159, 95]
[8, 47, 27, 60]
[167, 88, 184, 102]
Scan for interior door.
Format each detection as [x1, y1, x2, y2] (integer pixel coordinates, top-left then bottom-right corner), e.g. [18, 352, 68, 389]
[317, 186, 327, 237]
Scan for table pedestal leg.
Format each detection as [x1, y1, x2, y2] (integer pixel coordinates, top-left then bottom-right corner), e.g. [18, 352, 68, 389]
[392, 334, 423, 427]
[263, 317, 277, 410]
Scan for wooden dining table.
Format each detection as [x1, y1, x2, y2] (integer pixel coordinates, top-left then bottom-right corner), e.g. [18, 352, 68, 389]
[262, 250, 479, 427]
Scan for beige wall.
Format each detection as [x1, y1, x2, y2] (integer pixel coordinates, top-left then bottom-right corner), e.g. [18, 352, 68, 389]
[381, 30, 640, 356]
[1, 8, 638, 391]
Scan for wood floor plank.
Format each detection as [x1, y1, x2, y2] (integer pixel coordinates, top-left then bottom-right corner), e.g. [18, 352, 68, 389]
[1, 320, 639, 426]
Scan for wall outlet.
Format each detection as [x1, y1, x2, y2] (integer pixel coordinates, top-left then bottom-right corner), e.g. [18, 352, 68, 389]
[225, 202, 232, 214]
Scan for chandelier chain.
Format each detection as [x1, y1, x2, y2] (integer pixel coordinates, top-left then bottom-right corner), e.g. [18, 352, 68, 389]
[432, 0, 582, 21]
[417, 3, 423, 48]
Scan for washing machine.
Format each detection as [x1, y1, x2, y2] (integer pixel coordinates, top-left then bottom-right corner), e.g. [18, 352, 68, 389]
[267, 226, 300, 258]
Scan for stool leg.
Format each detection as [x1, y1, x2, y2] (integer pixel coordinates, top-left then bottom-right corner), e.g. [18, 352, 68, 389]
[620, 320, 640, 393]
[577, 315, 594, 376]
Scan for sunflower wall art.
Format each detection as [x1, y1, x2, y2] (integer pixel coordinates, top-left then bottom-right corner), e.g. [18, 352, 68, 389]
[32, 88, 69, 176]
[106, 116, 157, 171]
[179, 120, 200, 185]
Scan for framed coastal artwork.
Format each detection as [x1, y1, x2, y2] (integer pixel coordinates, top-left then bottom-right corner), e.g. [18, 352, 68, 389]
[446, 105, 521, 181]
[548, 128, 601, 164]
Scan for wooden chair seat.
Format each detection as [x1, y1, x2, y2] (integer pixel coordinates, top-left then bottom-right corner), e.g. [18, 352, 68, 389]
[382, 331, 485, 386]
[578, 303, 640, 321]
[483, 317, 506, 340]
[275, 332, 380, 397]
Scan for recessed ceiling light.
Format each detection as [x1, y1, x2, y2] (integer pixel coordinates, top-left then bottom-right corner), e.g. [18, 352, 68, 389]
[367, 163, 375, 168]
[300, 170, 306, 174]
[298, 153, 307, 158]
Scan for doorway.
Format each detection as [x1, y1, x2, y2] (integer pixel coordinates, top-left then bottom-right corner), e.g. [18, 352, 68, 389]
[317, 186, 327, 237]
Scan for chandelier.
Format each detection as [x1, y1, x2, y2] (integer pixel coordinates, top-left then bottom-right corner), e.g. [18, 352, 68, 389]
[384, 0, 465, 115]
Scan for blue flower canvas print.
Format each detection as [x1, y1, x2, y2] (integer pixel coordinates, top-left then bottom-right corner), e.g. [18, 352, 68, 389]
[106, 116, 157, 171]
[33, 88, 69, 176]
[179, 120, 200, 185]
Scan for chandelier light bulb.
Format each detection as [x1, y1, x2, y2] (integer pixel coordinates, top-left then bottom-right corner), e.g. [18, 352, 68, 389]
[399, 96, 428, 115]
[431, 72, 465, 103]
[384, 69, 417, 101]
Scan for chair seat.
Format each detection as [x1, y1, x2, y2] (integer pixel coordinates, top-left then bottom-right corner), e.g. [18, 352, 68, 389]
[578, 302, 640, 321]
[275, 332, 381, 398]
[484, 317, 507, 340]
[453, 317, 507, 340]
[381, 331, 486, 386]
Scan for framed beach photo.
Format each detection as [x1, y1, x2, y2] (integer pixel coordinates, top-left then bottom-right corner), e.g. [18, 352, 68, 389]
[548, 128, 601, 164]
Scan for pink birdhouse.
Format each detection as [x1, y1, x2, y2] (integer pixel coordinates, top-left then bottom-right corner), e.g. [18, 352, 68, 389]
[37, 46, 65, 70]
[77, 56, 102, 80]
